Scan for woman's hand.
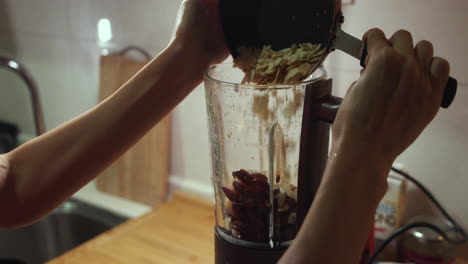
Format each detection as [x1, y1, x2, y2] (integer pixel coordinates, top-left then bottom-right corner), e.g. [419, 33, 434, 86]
[333, 28, 450, 166]
[171, 0, 229, 65]
[0, 155, 8, 188]
[281, 30, 451, 264]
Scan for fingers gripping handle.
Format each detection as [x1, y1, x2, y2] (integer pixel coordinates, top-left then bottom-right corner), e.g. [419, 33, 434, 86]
[359, 41, 368, 68]
[335, 29, 457, 109]
[358, 41, 457, 109]
[442, 77, 457, 109]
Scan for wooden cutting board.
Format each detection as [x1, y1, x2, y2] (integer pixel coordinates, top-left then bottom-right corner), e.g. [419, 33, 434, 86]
[96, 54, 169, 206]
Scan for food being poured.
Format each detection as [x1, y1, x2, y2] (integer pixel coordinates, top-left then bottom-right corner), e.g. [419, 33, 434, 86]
[234, 43, 325, 85]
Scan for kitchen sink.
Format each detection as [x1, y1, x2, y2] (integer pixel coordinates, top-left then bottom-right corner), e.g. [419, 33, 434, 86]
[0, 198, 129, 264]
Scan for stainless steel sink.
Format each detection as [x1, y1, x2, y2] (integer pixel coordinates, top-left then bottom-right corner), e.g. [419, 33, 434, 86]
[0, 198, 129, 264]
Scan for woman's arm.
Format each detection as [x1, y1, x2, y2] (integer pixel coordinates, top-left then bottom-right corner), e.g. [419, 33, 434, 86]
[0, 0, 227, 228]
[280, 28, 450, 263]
[280, 142, 391, 264]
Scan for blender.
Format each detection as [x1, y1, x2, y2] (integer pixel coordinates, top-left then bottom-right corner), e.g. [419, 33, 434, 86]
[205, 64, 339, 263]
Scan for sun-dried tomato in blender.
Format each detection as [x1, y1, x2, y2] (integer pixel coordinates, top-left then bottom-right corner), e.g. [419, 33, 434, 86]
[222, 169, 298, 243]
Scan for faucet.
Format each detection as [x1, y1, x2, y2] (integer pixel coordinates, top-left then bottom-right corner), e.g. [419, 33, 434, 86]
[0, 56, 45, 136]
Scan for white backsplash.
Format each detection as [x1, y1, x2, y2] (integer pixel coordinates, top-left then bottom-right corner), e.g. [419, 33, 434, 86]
[0, 0, 466, 236]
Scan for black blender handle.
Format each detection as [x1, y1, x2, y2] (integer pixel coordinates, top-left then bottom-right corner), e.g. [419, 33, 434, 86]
[359, 42, 457, 109]
[359, 41, 368, 67]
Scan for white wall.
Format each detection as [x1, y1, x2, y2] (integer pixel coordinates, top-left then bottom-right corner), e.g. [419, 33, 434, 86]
[0, 0, 466, 233]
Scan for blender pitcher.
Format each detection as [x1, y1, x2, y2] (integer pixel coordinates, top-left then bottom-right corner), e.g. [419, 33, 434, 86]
[205, 63, 335, 263]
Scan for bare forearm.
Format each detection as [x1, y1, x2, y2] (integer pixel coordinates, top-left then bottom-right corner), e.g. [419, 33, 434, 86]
[280, 142, 391, 264]
[0, 41, 209, 227]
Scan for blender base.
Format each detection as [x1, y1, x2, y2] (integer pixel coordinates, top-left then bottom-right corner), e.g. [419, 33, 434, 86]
[215, 228, 287, 264]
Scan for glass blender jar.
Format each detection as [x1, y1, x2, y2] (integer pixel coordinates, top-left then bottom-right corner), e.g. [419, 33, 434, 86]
[205, 63, 331, 263]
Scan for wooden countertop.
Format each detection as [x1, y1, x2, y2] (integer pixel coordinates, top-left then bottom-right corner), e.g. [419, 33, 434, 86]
[47, 192, 215, 264]
[48, 192, 468, 264]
